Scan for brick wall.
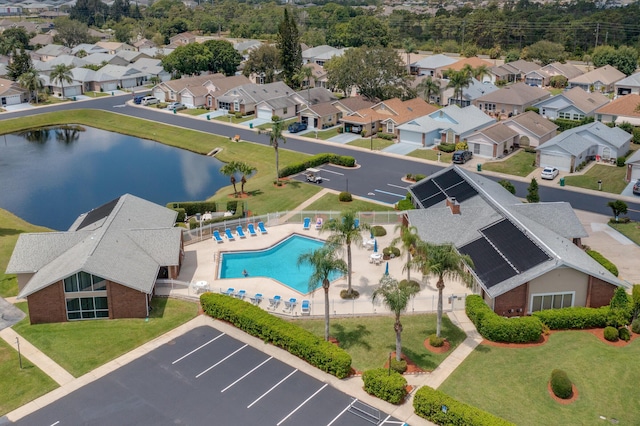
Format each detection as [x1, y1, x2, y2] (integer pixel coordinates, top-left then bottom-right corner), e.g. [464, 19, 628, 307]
[27, 281, 66, 324]
[493, 283, 528, 317]
[588, 277, 616, 308]
[107, 282, 148, 319]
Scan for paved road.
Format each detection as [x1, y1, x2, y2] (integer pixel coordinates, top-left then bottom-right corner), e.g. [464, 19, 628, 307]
[4, 94, 640, 220]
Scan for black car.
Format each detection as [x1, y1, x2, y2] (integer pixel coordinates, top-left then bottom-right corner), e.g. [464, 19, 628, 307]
[288, 122, 307, 133]
[452, 150, 473, 164]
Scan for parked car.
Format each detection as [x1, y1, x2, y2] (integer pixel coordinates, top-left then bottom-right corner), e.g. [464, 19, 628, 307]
[141, 96, 159, 106]
[633, 181, 640, 195]
[166, 102, 185, 111]
[452, 150, 472, 164]
[288, 122, 307, 133]
[541, 167, 559, 180]
[133, 95, 145, 105]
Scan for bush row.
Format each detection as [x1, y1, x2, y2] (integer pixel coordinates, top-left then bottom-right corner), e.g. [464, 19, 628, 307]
[278, 153, 356, 178]
[466, 295, 542, 343]
[586, 249, 619, 276]
[413, 386, 514, 426]
[200, 293, 352, 378]
[438, 143, 456, 153]
[362, 368, 407, 404]
[532, 306, 609, 329]
[166, 201, 218, 216]
[188, 203, 244, 229]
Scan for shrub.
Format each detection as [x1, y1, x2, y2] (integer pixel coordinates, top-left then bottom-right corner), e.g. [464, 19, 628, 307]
[604, 326, 619, 341]
[405, 173, 413, 181]
[550, 369, 573, 399]
[383, 246, 401, 258]
[396, 197, 414, 211]
[234, 112, 242, 119]
[378, 132, 395, 140]
[619, 326, 631, 341]
[371, 225, 387, 237]
[399, 279, 421, 293]
[631, 318, 640, 334]
[608, 286, 632, 327]
[362, 368, 407, 404]
[438, 143, 456, 153]
[340, 289, 360, 299]
[524, 106, 540, 113]
[429, 333, 444, 347]
[174, 208, 186, 222]
[389, 358, 407, 374]
[338, 191, 352, 202]
[413, 386, 514, 426]
[586, 249, 618, 276]
[200, 293, 352, 378]
[616, 157, 626, 167]
[466, 295, 542, 343]
[533, 306, 609, 329]
[167, 201, 217, 216]
[414, 174, 426, 182]
[278, 153, 356, 177]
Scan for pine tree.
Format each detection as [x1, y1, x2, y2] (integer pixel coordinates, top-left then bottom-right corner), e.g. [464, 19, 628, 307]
[526, 178, 540, 203]
[276, 8, 302, 88]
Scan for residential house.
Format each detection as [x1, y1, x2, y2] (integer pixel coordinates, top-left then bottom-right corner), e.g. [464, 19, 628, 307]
[33, 44, 71, 61]
[88, 28, 111, 42]
[96, 64, 147, 89]
[596, 93, 640, 126]
[397, 104, 494, 147]
[84, 53, 130, 67]
[129, 58, 171, 84]
[624, 149, 640, 182]
[533, 87, 610, 120]
[5, 194, 183, 324]
[233, 40, 263, 60]
[340, 97, 437, 137]
[410, 54, 458, 77]
[302, 62, 329, 89]
[465, 121, 520, 159]
[71, 43, 108, 56]
[412, 74, 447, 105]
[96, 41, 136, 54]
[169, 31, 197, 46]
[536, 121, 631, 171]
[297, 95, 373, 130]
[474, 82, 550, 118]
[502, 111, 558, 148]
[442, 56, 494, 82]
[524, 62, 584, 87]
[133, 38, 156, 51]
[0, 77, 29, 105]
[41, 73, 84, 98]
[490, 60, 540, 84]
[33, 55, 88, 75]
[302, 45, 345, 66]
[297, 87, 337, 106]
[614, 72, 640, 96]
[152, 74, 250, 109]
[216, 81, 301, 117]
[405, 166, 625, 317]
[115, 50, 151, 64]
[139, 47, 174, 58]
[29, 32, 54, 48]
[442, 78, 499, 107]
[568, 65, 625, 93]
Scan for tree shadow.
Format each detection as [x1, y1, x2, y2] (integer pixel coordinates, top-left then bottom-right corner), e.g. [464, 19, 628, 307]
[402, 346, 438, 371]
[331, 323, 371, 351]
[150, 296, 169, 318]
[0, 228, 23, 237]
[246, 189, 263, 197]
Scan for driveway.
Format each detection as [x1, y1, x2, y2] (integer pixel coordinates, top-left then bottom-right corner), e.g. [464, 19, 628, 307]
[241, 117, 269, 128]
[3, 103, 34, 112]
[620, 180, 640, 198]
[327, 133, 360, 144]
[382, 142, 419, 155]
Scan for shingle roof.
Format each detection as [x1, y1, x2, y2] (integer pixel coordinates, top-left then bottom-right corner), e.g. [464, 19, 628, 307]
[534, 87, 610, 114]
[537, 121, 631, 155]
[342, 97, 437, 125]
[476, 82, 550, 105]
[474, 121, 519, 143]
[398, 104, 494, 137]
[569, 65, 626, 85]
[595, 93, 640, 117]
[540, 62, 584, 80]
[411, 54, 458, 70]
[505, 111, 558, 137]
[615, 72, 640, 88]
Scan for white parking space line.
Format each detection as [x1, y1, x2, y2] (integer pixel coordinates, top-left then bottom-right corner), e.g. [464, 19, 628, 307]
[172, 333, 225, 364]
[276, 383, 328, 426]
[195, 344, 247, 379]
[50, 422, 60, 426]
[387, 183, 409, 190]
[326, 398, 357, 426]
[319, 168, 344, 176]
[247, 369, 298, 408]
[375, 189, 405, 198]
[220, 357, 273, 393]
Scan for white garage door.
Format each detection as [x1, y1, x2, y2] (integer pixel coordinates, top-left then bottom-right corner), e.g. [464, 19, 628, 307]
[181, 93, 195, 108]
[470, 142, 494, 159]
[256, 106, 272, 120]
[539, 153, 572, 172]
[399, 130, 423, 146]
[64, 86, 81, 97]
[102, 82, 117, 92]
[4, 94, 21, 105]
[631, 166, 640, 182]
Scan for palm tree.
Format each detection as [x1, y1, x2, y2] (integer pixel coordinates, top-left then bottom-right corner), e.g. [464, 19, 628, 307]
[50, 64, 74, 99]
[415, 243, 474, 337]
[237, 162, 256, 195]
[18, 68, 43, 104]
[372, 274, 420, 361]
[269, 115, 286, 183]
[295, 65, 314, 101]
[416, 76, 440, 104]
[447, 69, 472, 106]
[402, 39, 417, 75]
[320, 210, 369, 297]
[220, 161, 239, 197]
[472, 64, 490, 82]
[391, 223, 421, 283]
[297, 244, 348, 341]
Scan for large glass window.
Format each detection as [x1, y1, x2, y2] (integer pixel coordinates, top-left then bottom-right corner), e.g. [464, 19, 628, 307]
[66, 296, 108, 320]
[64, 272, 106, 293]
[531, 292, 574, 312]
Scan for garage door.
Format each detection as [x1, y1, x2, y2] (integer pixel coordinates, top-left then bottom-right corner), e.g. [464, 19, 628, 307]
[152, 89, 165, 101]
[4, 94, 21, 105]
[102, 82, 117, 92]
[181, 94, 195, 108]
[64, 86, 81, 97]
[256, 106, 272, 120]
[469, 142, 493, 159]
[539, 153, 572, 172]
[399, 130, 423, 146]
[631, 166, 640, 182]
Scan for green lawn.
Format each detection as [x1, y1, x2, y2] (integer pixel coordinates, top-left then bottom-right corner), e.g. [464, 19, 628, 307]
[303, 193, 396, 212]
[439, 331, 640, 425]
[82, 91, 110, 98]
[408, 149, 453, 163]
[608, 221, 640, 245]
[181, 109, 208, 116]
[563, 164, 628, 193]
[256, 117, 298, 130]
[0, 338, 58, 416]
[315, 127, 341, 140]
[482, 150, 537, 177]
[293, 314, 466, 372]
[12, 298, 198, 377]
[347, 138, 395, 151]
[213, 114, 253, 124]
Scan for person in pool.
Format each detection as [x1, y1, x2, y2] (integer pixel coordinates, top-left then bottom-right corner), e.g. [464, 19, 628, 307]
[242, 269, 249, 277]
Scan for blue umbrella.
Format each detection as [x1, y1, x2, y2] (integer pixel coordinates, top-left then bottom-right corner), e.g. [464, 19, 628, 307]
[373, 239, 378, 253]
[370, 230, 374, 239]
[384, 262, 389, 275]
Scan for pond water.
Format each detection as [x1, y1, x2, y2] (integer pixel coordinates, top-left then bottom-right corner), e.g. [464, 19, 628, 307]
[0, 126, 228, 230]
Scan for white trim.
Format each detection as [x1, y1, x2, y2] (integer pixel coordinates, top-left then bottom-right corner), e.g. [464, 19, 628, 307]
[529, 291, 575, 312]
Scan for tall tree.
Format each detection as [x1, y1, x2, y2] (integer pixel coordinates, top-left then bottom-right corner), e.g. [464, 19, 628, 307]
[237, 162, 256, 195]
[276, 8, 302, 87]
[416, 76, 440, 103]
[526, 177, 540, 203]
[447, 69, 472, 106]
[50, 64, 74, 98]
[415, 243, 474, 337]
[6, 49, 33, 81]
[392, 223, 421, 283]
[0, 28, 30, 54]
[18, 68, 43, 104]
[297, 244, 347, 341]
[203, 40, 243, 76]
[402, 39, 417, 74]
[53, 17, 94, 47]
[269, 116, 286, 183]
[220, 161, 239, 197]
[243, 44, 280, 84]
[161, 43, 209, 77]
[607, 200, 628, 221]
[521, 40, 566, 65]
[372, 274, 419, 361]
[295, 65, 314, 97]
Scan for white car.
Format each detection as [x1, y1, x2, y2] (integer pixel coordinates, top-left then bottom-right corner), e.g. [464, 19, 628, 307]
[541, 167, 559, 180]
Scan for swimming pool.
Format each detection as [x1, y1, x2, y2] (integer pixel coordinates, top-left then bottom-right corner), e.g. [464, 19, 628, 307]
[218, 234, 342, 294]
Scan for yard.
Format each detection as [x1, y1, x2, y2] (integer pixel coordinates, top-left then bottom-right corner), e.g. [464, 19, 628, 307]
[408, 148, 453, 163]
[439, 331, 640, 425]
[314, 127, 341, 140]
[563, 164, 628, 193]
[481, 150, 537, 177]
[213, 114, 253, 124]
[293, 314, 466, 372]
[608, 221, 640, 245]
[347, 138, 395, 151]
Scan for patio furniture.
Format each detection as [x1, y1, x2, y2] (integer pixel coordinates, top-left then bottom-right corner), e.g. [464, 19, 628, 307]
[236, 226, 247, 239]
[283, 297, 297, 313]
[267, 295, 281, 310]
[212, 230, 224, 243]
[257, 221, 268, 234]
[224, 228, 235, 241]
[250, 293, 263, 305]
[235, 289, 246, 299]
[303, 217, 311, 230]
[301, 300, 310, 315]
[221, 287, 235, 296]
[247, 223, 257, 236]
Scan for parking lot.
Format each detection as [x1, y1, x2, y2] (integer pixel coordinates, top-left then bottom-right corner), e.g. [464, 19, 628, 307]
[14, 326, 403, 426]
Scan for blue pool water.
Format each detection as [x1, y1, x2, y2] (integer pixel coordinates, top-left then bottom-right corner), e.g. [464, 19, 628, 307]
[218, 234, 342, 294]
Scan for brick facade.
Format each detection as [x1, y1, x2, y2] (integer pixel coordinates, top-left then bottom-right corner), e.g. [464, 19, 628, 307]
[587, 276, 617, 308]
[27, 281, 66, 324]
[493, 283, 528, 317]
[107, 282, 148, 319]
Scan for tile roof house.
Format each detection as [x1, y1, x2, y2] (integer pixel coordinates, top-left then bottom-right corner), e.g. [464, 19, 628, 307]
[152, 74, 250, 109]
[302, 45, 346, 66]
[490, 59, 541, 84]
[596, 93, 640, 126]
[501, 111, 558, 148]
[568, 65, 626, 93]
[297, 95, 374, 131]
[340, 97, 437, 137]
[536, 121, 631, 172]
[442, 78, 499, 107]
[397, 104, 494, 147]
[5, 194, 183, 324]
[0, 77, 29, 105]
[33, 44, 71, 61]
[410, 54, 458, 77]
[169, 31, 197, 46]
[95, 41, 136, 54]
[533, 87, 610, 120]
[524, 62, 584, 87]
[216, 81, 302, 117]
[474, 82, 551, 119]
[406, 166, 625, 317]
[614, 71, 640, 96]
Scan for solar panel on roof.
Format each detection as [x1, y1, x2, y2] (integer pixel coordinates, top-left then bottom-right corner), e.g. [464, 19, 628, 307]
[421, 192, 447, 209]
[411, 180, 441, 207]
[481, 219, 550, 272]
[77, 197, 120, 230]
[459, 237, 518, 288]
[433, 169, 464, 191]
[444, 181, 477, 203]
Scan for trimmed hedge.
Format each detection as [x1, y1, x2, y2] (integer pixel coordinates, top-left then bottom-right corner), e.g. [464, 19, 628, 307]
[200, 293, 352, 378]
[338, 191, 353, 202]
[619, 326, 631, 341]
[278, 153, 356, 178]
[632, 318, 640, 334]
[604, 326, 619, 342]
[586, 249, 619, 277]
[362, 368, 407, 404]
[429, 333, 445, 347]
[550, 369, 573, 399]
[371, 225, 387, 237]
[389, 358, 407, 374]
[413, 386, 514, 426]
[532, 306, 609, 330]
[167, 201, 217, 216]
[438, 143, 456, 153]
[466, 295, 542, 343]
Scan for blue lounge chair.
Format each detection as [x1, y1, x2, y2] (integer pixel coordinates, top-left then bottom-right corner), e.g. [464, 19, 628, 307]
[250, 293, 263, 305]
[236, 225, 247, 239]
[247, 223, 257, 236]
[354, 218, 360, 229]
[267, 295, 281, 310]
[303, 217, 311, 230]
[257, 221, 268, 234]
[221, 287, 234, 296]
[224, 228, 235, 241]
[212, 230, 224, 243]
[301, 300, 310, 315]
[235, 289, 246, 299]
[283, 297, 297, 313]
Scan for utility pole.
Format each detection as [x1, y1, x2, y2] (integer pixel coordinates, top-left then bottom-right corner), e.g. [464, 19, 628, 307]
[595, 23, 600, 49]
[461, 20, 466, 49]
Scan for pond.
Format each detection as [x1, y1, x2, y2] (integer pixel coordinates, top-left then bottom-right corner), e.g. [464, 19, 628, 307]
[0, 126, 228, 230]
